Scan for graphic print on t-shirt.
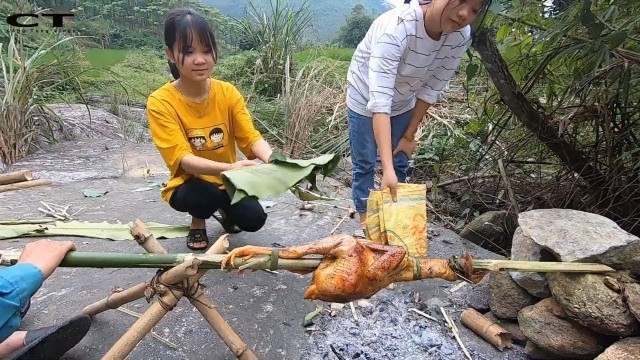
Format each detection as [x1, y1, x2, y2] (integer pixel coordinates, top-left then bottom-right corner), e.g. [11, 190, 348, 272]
[186, 123, 228, 151]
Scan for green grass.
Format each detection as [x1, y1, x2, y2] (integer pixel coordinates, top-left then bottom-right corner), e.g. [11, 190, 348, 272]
[294, 48, 354, 64]
[84, 49, 129, 68]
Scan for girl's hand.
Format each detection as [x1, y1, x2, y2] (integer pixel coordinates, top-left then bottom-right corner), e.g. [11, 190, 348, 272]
[393, 135, 416, 159]
[228, 160, 259, 171]
[381, 169, 398, 202]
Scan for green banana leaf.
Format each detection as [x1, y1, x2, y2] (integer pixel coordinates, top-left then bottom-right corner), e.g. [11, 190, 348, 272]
[0, 221, 190, 241]
[221, 152, 340, 205]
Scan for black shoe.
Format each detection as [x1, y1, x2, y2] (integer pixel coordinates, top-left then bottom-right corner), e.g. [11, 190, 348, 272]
[7, 314, 91, 360]
[186, 228, 209, 250]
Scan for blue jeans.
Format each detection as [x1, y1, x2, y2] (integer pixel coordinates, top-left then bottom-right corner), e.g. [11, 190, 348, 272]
[348, 108, 412, 213]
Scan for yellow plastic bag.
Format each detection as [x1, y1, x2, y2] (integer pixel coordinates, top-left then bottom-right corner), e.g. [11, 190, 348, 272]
[364, 183, 428, 257]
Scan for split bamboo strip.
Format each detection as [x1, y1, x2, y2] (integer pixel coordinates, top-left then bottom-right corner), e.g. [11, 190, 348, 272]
[0, 170, 32, 185]
[0, 179, 52, 193]
[471, 259, 614, 273]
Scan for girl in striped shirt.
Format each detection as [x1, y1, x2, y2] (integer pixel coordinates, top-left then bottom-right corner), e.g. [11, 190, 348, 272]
[347, 0, 491, 237]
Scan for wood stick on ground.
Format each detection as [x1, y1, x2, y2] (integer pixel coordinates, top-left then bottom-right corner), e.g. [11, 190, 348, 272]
[497, 159, 520, 214]
[440, 307, 472, 360]
[0, 170, 32, 186]
[37, 208, 66, 220]
[349, 302, 359, 322]
[0, 179, 52, 194]
[409, 308, 438, 322]
[115, 307, 179, 350]
[460, 308, 513, 351]
[330, 208, 355, 235]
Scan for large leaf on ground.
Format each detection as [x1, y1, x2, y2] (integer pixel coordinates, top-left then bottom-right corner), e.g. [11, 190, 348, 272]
[0, 221, 189, 241]
[0, 224, 42, 239]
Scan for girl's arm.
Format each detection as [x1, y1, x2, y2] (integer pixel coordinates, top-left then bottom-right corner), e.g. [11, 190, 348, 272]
[403, 99, 432, 140]
[373, 113, 394, 173]
[180, 154, 235, 175]
[250, 139, 273, 163]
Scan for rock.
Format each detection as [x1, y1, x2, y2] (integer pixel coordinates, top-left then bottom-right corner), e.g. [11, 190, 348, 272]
[420, 331, 442, 348]
[460, 211, 517, 254]
[595, 337, 640, 360]
[625, 282, 640, 323]
[630, 256, 640, 281]
[548, 272, 639, 336]
[518, 298, 608, 359]
[489, 271, 537, 320]
[509, 227, 551, 298]
[425, 297, 451, 312]
[449, 274, 490, 312]
[518, 209, 640, 269]
[524, 341, 571, 360]
[484, 312, 527, 345]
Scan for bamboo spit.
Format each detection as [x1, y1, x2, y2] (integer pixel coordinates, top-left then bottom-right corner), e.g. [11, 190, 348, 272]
[0, 250, 616, 274]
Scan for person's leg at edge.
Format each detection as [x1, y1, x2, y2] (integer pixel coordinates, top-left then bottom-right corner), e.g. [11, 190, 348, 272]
[348, 108, 378, 236]
[169, 177, 231, 250]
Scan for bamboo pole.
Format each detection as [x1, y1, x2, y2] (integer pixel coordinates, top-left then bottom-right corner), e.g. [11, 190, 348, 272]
[130, 219, 167, 254]
[0, 251, 615, 274]
[102, 285, 180, 360]
[0, 179, 52, 193]
[83, 282, 148, 316]
[189, 289, 258, 360]
[0, 170, 32, 185]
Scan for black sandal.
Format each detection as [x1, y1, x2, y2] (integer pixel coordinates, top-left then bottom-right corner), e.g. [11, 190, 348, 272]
[212, 209, 242, 234]
[6, 314, 91, 360]
[186, 229, 209, 250]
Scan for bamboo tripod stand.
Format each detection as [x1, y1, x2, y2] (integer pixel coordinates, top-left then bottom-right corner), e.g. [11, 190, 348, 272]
[82, 220, 258, 360]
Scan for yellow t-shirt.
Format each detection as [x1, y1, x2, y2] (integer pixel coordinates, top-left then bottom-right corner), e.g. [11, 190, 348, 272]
[147, 78, 263, 203]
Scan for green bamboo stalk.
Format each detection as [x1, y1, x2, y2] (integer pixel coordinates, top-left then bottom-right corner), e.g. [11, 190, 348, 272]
[0, 251, 322, 271]
[0, 250, 616, 273]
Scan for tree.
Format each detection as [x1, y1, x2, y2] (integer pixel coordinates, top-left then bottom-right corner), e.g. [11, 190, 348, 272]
[335, 4, 372, 48]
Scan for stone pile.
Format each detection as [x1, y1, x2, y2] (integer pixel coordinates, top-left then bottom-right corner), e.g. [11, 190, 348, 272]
[454, 209, 640, 359]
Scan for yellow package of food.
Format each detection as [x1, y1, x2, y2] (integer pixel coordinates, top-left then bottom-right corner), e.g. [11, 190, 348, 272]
[364, 183, 428, 256]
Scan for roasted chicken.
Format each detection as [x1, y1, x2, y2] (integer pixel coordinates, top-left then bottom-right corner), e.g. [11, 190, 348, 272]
[221, 234, 482, 303]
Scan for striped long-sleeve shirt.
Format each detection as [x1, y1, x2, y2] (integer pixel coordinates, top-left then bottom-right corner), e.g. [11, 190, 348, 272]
[347, 0, 471, 117]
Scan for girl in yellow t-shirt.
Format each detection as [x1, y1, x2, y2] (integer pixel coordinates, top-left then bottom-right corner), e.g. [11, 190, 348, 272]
[147, 8, 274, 250]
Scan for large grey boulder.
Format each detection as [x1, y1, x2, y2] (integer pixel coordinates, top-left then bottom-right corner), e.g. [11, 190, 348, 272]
[548, 273, 639, 336]
[518, 298, 609, 359]
[509, 227, 550, 298]
[518, 209, 640, 269]
[489, 271, 537, 320]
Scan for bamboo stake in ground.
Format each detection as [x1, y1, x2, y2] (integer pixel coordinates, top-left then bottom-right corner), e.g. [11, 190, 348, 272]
[130, 219, 167, 254]
[0, 179, 52, 193]
[0, 170, 32, 185]
[460, 308, 513, 351]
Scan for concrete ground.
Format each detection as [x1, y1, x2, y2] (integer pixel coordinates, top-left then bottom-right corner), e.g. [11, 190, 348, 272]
[0, 139, 525, 359]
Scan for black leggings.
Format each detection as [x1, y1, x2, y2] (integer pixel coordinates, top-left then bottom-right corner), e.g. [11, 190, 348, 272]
[169, 177, 267, 232]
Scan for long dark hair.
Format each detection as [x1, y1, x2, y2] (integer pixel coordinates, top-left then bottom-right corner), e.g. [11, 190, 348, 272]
[163, 8, 219, 80]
